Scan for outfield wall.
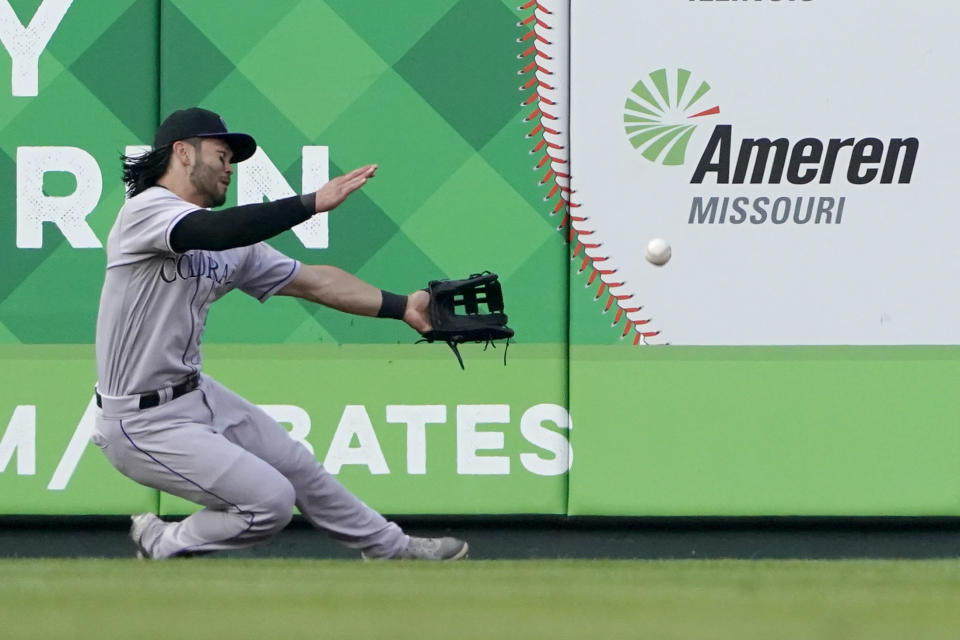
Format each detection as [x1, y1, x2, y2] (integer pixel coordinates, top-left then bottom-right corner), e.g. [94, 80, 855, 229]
[0, 0, 957, 517]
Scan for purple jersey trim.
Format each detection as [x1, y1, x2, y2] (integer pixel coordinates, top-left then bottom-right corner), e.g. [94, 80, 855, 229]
[119, 419, 255, 557]
[189, 278, 217, 369]
[181, 275, 203, 374]
[257, 260, 300, 302]
[163, 207, 200, 254]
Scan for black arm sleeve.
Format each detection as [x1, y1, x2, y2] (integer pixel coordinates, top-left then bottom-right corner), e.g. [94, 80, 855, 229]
[169, 193, 316, 253]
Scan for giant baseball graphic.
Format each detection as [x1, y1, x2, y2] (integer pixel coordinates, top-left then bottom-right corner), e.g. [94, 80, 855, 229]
[567, 0, 960, 345]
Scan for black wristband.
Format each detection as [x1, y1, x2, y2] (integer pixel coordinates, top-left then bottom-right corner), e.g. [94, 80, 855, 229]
[377, 290, 408, 320]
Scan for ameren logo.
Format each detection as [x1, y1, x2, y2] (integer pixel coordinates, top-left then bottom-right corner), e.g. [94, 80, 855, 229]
[688, 125, 918, 225]
[624, 68, 919, 226]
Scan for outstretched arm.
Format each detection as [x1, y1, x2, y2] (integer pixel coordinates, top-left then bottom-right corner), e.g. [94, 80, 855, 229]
[276, 264, 431, 333]
[169, 165, 377, 253]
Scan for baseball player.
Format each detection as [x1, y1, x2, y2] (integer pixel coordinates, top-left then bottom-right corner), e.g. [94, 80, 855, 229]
[92, 107, 468, 560]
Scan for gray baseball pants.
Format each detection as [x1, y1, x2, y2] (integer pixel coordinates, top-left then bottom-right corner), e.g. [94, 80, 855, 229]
[92, 375, 408, 559]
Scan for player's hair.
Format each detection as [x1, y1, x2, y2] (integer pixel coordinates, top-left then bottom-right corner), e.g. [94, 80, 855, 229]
[121, 138, 202, 198]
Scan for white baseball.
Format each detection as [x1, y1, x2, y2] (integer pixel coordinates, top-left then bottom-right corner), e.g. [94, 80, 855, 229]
[645, 238, 671, 266]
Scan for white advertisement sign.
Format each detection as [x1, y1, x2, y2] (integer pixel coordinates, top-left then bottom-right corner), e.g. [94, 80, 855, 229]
[569, 0, 959, 344]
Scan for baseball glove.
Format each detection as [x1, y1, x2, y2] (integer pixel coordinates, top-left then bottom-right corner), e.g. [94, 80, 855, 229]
[418, 272, 514, 369]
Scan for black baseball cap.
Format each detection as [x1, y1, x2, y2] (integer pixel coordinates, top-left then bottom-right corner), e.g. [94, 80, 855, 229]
[154, 107, 257, 163]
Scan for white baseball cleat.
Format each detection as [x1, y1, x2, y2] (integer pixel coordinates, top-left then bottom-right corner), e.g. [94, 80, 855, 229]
[398, 536, 469, 560]
[129, 512, 161, 559]
[401, 536, 468, 560]
[362, 536, 469, 561]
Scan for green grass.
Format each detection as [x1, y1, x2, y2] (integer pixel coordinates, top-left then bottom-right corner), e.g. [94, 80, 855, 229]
[1, 559, 959, 639]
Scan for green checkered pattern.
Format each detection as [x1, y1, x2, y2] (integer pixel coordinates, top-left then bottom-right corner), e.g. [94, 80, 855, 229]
[161, 0, 565, 345]
[0, 0, 157, 344]
[0, 0, 566, 346]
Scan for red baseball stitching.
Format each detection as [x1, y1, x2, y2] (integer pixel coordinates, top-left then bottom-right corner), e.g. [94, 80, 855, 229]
[516, 1, 659, 345]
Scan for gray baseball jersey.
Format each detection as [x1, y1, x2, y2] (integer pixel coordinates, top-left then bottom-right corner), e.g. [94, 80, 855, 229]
[95, 186, 300, 397]
[92, 185, 408, 558]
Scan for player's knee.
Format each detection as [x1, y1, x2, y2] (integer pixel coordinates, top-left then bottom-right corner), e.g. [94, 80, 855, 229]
[255, 482, 295, 534]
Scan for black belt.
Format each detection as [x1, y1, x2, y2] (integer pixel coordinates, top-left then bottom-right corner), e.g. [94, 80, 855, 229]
[96, 373, 200, 410]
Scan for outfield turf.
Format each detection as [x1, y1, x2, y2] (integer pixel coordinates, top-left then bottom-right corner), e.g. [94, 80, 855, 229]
[1, 559, 959, 639]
